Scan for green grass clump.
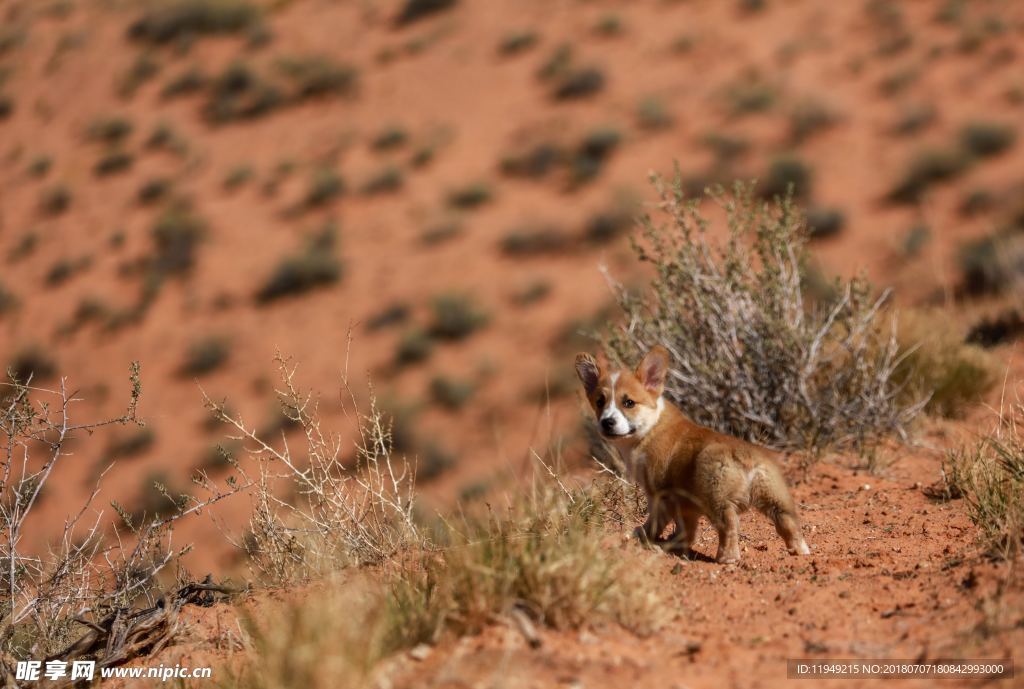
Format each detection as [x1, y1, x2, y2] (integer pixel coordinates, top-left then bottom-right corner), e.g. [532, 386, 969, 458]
[500, 224, 572, 256]
[429, 294, 489, 340]
[276, 56, 357, 100]
[179, 336, 231, 377]
[128, 0, 261, 44]
[446, 183, 492, 209]
[302, 168, 345, 209]
[150, 201, 207, 277]
[6, 346, 57, 384]
[39, 185, 71, 216]
[498, 30, 539, 56]
[958, 121, 1016, 158]
[886, 147, 971, 203]
[202, 62, 283, 123]
[255, 222, 342, 303]
[757, 155, 812, 201]
[395, 330, 433, 366]
[94, 150, 134, 177]
[395, 0, 457, 26]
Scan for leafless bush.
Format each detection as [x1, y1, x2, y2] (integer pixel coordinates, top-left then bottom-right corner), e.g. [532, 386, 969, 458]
[0, 365, 245, 662]
[606, 178, 925, 455]
[205, 353, 420, 585]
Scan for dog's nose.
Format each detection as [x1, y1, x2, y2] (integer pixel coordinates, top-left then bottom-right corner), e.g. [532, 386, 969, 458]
[600, 417, 616, 433]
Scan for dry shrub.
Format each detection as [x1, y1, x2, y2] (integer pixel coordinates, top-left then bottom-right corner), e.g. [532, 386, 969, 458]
[893, 310, 1000, 418]
[206, 354, 420, 585]
[606, 178, 924, 454]
[0, 365, 243, 661]
[945, 405, 1024, 560]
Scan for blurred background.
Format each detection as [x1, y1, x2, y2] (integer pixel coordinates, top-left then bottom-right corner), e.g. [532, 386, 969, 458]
[1, 0, 1023, 567]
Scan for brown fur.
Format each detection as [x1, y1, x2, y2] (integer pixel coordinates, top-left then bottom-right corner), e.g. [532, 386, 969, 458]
[576, 346, 810, 564]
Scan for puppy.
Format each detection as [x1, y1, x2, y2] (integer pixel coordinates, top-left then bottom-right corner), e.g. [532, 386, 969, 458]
[576, 346, 810, 564]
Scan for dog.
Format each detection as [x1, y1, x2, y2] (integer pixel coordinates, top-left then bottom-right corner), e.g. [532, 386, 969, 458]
[575, 346, 810, 564]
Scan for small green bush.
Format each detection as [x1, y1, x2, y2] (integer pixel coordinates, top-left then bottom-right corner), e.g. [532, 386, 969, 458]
[805, 206, 845, 240]
[255, 222, 342, 303]
[446, 183, 492, 209]
[150, 201, 207, 277]
[137, 177, 172, 205]
[886, 147, 971, 203]
[636, 96, 674, 131]
[39, 185, 71, 216]
[94, 150, 134, 177]
[161, 66, 207, 99]
[202, 62, 283, 123]
[552, 67, 605, 100]
[276, 56, 357, 100]
[429, 376, 475, 410]
[6, 346, 57, 384]
[757, 155, 812, 201]
[128, 0, 261, 44]
[179, 336, 231, 377]
[958, 121, 1016, 158]
[86, 116, 133, 144]
[361, 166, 404, 195]
[395, 0, 457, 26]
[501, 224, 572, 256]
[370, 126, 408, 151]
[498, 30, 538, 56]
[429, 294, 489, 340]
[395, 330, 433, 366]
[302, 168, 345, 209]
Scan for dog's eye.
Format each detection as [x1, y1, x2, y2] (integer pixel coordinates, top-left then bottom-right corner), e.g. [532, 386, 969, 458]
[622, 397, 635, 409]
[595, 395, 606, 408]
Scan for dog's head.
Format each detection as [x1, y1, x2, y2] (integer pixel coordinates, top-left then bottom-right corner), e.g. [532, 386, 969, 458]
[575, 346, 669, 440]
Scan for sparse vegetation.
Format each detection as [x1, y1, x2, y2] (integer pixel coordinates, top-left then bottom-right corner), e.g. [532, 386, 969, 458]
[944, 407, 1024, 560]
[429, 293, 489, 340]
[886, 147, 971, 204]
[788, 97, 837, 144]
[607, 179, 925, 454]
[86, 116, 133, 144]
[361, 166, 404, 195]
[149, 200, 208, 278]
[137, 177, 172, 205]
[161, 66, 207, 99]
[370, 125, 409, 151]
[6, 346, 57, 384]
[302, 167, 345, 209]
[636, 96, 674, 131]
[446, 182, 492, 209]
[724, 75, 777, 116]
[498, 30, 539, 56]
[276, 55, 357, 100]
[202, 62, 283, 123]
[805, 206, 845, 240]
[179, 336, 231, 377]
[395, 0, 457, 26]
[128, 0, 262, 45]
[395, 329, 433, 366]
[39, 184, 71, 216]
[256, 221, 342, 303]
[94, 149, 134, 176]
[757, 155, 812, 201]
[419, 221, 462, 246]
[501, 223, 572, 256]
[958, 121, 1016, 158]
[429, 375, 475, 410]
[958, 232, 1024, 296]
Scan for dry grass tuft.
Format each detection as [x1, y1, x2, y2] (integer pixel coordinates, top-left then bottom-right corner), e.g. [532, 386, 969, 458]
[944, 404, 1024, 560]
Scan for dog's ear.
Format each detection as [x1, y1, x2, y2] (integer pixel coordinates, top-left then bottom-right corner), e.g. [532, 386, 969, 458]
[575, 353, 601, 395]
[636, 345, 669, 394]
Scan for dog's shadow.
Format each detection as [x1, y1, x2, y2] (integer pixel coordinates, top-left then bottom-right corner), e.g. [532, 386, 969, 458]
[665, 546, 716, 563]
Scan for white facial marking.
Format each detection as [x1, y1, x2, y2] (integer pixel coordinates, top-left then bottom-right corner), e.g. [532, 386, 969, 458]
[599, 372, 631, 437]
[631, 396, 664, 438]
